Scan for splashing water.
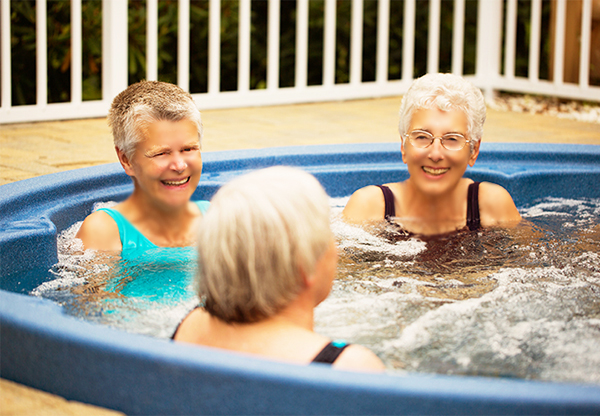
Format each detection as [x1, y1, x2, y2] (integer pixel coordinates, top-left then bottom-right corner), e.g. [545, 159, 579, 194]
[33, 197, 600, 383]
[315, 197, 600, 383]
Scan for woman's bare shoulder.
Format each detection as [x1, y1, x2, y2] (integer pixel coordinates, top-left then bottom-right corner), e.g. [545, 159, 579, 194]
[478, 182, 522, 225]
[333, 344, 386, 372]
[76, 210, 121, 251]
[172, 307, 208, 343]
[342, 185, 387, 223]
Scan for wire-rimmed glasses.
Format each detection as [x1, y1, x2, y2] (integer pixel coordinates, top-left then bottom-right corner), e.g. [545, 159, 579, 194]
[405, 130, 471, 151]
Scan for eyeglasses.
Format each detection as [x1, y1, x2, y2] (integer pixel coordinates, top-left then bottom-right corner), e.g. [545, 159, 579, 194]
[405, 130, 471, 151]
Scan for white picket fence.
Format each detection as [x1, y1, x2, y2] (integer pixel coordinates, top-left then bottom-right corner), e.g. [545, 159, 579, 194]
[1, 0, 598, 124]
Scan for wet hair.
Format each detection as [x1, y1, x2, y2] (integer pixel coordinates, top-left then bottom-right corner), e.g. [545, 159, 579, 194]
[108, 80, 202, 159]
[196, 166, 332, 324]
[398, 73, 486, 150]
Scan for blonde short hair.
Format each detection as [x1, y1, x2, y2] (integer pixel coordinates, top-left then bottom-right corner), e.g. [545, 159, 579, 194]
[398, 73, 486, 149]
[197, 166, 332, 324]
[108, 80, 202, 159]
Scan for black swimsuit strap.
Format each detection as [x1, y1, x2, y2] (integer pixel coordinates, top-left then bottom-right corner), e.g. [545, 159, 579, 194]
[376, 185, 395, 220]
[466, 181, 481, 231]
[311, 342, 349, 364]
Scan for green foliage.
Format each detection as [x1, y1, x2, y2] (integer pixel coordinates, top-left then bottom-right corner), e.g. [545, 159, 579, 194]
[8, 0, 556, 106]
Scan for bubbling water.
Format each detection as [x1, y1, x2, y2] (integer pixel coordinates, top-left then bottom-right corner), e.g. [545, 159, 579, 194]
[314, 197, 600, 383]
[33, 197, 600, 383]
[32, 202, 199, 338]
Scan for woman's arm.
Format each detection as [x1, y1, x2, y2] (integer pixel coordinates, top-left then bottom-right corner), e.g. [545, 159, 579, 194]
[478, 182, 522, 227]
[342, 185, 387, 223]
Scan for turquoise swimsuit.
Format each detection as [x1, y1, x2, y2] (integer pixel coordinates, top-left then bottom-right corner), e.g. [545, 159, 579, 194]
[95, 201, 210, 303]
[96, 200, 210, 250]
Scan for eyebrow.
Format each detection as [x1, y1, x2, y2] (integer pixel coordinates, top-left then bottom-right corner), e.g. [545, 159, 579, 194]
[144, 142, 200, 157]
[144, 146, 170, 157]
[412, 128, 465, 136]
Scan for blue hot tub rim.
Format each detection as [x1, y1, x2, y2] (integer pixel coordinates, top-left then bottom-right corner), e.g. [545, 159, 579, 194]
[1, 142, 600, 415]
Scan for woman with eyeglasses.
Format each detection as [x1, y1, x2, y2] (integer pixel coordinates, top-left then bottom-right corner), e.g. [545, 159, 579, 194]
[342, 73, 521, 236]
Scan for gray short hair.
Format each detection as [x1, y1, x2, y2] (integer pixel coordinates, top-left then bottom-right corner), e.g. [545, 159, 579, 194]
[398, 73, 486, 149]
[108, 80, 202, 159]
[197, 166, 332, 324]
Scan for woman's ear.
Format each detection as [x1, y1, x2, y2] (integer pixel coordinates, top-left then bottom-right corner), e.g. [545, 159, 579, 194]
[468, 140, 481, 167]
[116, 147, 136, 177]
[297, 263, 314, 289]
[400, 137, 407, 164]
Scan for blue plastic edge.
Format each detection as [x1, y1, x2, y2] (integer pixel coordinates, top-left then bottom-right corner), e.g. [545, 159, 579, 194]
[1, 143, 600, 415]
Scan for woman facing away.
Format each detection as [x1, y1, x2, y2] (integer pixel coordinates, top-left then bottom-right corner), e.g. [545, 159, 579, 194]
[173, 166, 385, 372]
[76, 80, 209, 251]
[342, 73, 521, 236]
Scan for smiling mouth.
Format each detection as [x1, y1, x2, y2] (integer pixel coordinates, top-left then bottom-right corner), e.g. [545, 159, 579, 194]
[162, 177, 190, 186]
[422, 167, 449, 176]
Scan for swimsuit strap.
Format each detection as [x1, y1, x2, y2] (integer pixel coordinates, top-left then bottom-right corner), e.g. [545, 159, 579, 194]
[195, 200, 210, 214]
[466, 181, 481, 231]
[95, 207, 157, 249]
[95, 200, 210, 250]
[376, 185, 395, 220]
[311, 341, 349, 364]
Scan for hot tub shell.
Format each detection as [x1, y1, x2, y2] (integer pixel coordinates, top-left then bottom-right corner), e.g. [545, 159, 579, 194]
[2, 143, 600, 415]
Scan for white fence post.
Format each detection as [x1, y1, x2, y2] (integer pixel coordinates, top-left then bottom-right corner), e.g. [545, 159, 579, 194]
[295, 0, 309, 89]
[238, 0, 251, 92]
[552, 0, 566, 86]
[147, 0, 158, 81]
[504, 0, 518, 79]
[208, 0, 221, 94]
[427, 0, 441, 74]
[376, 0, 390, 84]
[579, 0, 592, 89]
[323, 0, 336, 87]
[178, 0, 190, 91]
[71, 0, 82, 104]
[402, 0, 415, 82]
[1, 0, 12, 109]
[102, 0, 128, 103]
[36, 0, 48, 107]
[350, 0, 364, 85]
[267, 0, 281, 90]
[475, 0, 503, 100]
[451, 0, 465, 76]
[529, 0, 542, 82]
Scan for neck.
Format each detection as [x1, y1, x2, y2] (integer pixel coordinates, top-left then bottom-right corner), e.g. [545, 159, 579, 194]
[397, 179, 468, 235]
[120, 191, 199, 246]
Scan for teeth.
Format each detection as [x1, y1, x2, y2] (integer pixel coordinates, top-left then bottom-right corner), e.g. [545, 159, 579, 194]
[422, 167, 449, 175]
[163, 177, 189, 186]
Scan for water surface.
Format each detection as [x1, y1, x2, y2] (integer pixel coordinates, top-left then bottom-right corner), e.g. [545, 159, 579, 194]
[33, 197, 600, 383]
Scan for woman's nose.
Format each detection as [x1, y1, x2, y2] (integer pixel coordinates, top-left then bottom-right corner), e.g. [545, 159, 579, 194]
[427, 138, 445, 161]
[170, 154, 188, 172]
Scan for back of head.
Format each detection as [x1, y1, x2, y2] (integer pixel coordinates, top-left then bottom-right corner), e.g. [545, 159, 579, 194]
[108, 80, 202, 159]
[197, 166, 332, 324]
[398, 73, 486, 145]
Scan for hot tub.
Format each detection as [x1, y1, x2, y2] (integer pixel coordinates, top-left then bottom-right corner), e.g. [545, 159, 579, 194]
[1, 143, 600, 415]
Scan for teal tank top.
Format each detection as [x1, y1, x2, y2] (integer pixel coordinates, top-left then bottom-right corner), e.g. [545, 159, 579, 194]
[95, 200, 210, 251]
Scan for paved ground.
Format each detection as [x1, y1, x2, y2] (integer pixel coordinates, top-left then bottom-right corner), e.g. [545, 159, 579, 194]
[2, 97, 599, 185]
[1, 97, 599, 415]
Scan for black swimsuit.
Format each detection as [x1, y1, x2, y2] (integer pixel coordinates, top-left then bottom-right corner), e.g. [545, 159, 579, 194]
[376, 181, 481, 231]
